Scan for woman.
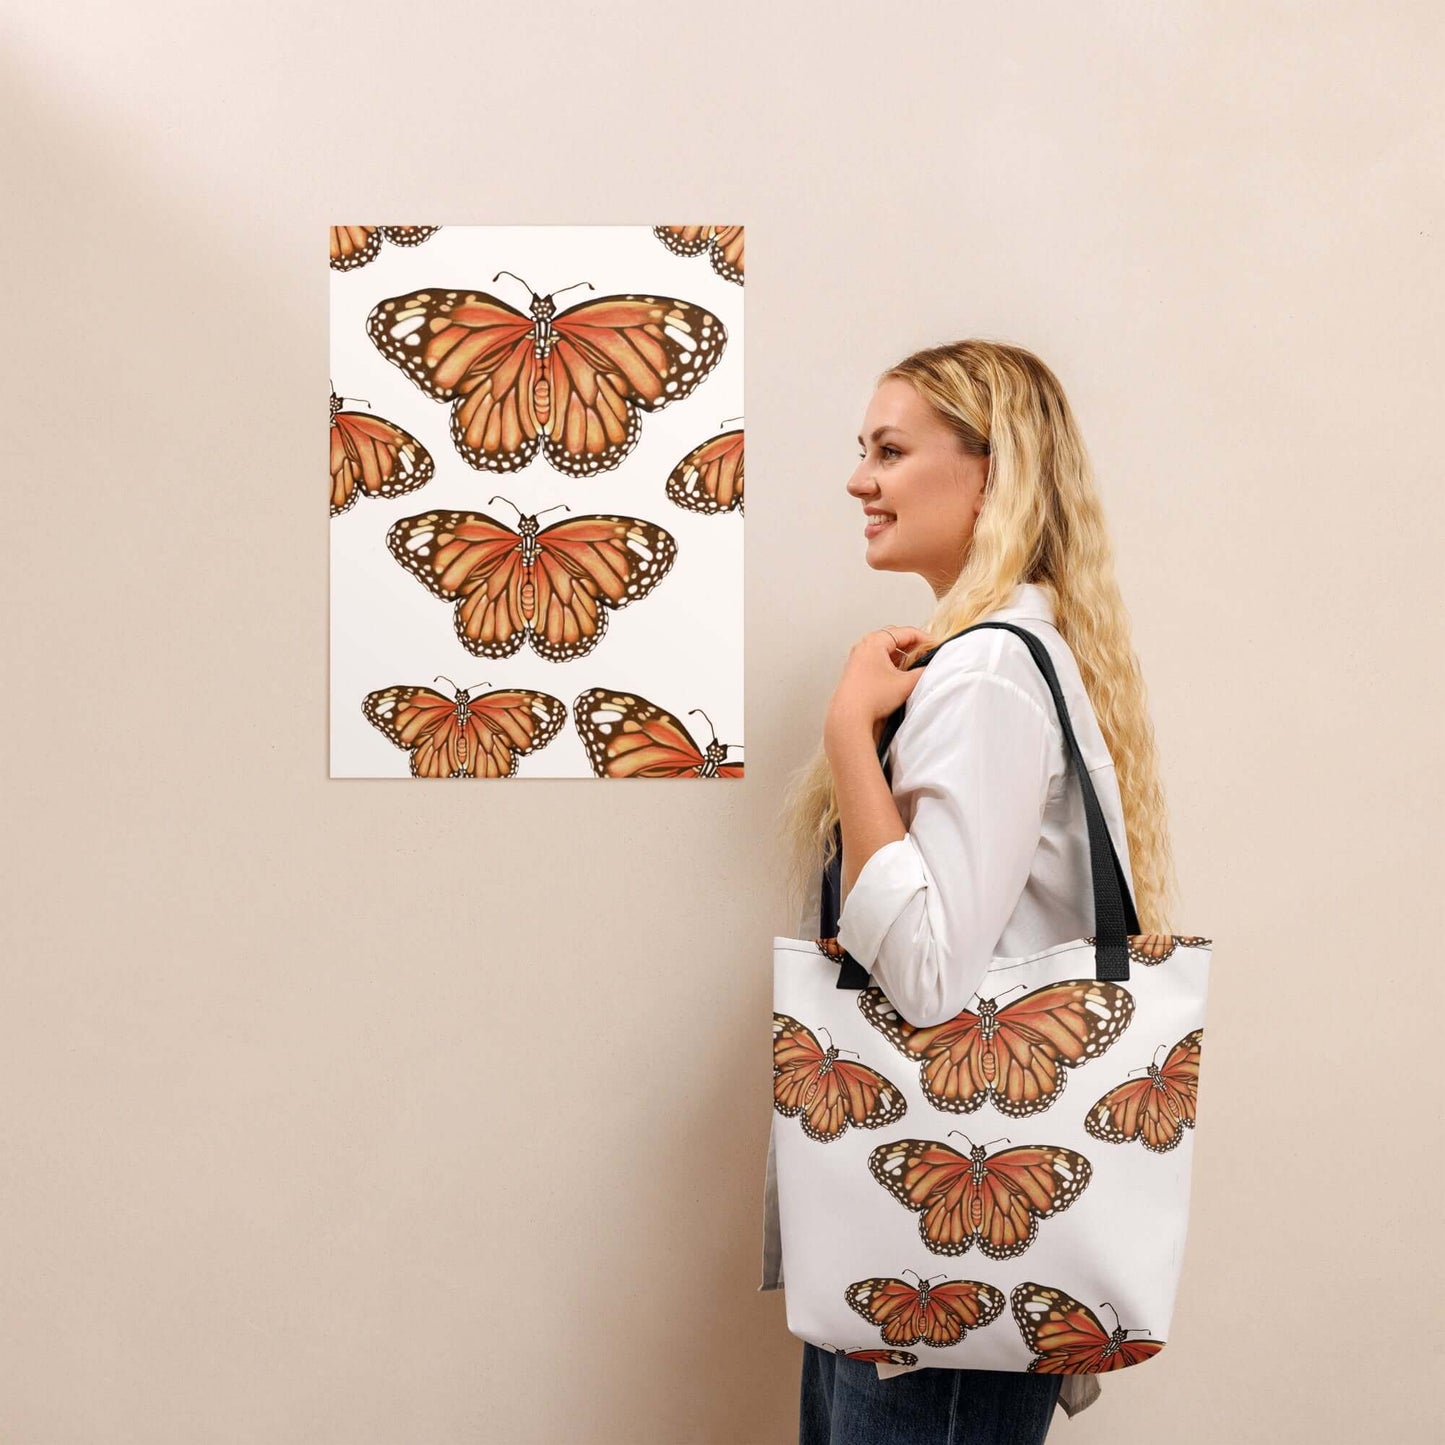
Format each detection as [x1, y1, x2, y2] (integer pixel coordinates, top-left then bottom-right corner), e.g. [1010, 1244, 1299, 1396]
[763, 340, 1182, 1442]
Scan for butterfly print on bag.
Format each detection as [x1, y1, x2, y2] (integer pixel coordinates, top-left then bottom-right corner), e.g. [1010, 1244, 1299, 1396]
[857, 979, 1134, 1117]
[824, 1345, 920, 1367]
[1011, 1282, 1165, 1373]
[573, 690, 743, 779]
[367, 273, 727, 475]
[666, 424, 744, 515]
[1084, 933, 1213, 965]
[386, 502, 676, 661]
[329, 225, 440, 271]
[361, 680, 566, 779]
[1084, 1029, 1203, 1154]
[845, 1270, 1004, 1349]
[868, 1132, 1091, 1259]
[329, 389, 434, 516]
[653, 224, 745, 284]
[772, 1014, 906, 1142]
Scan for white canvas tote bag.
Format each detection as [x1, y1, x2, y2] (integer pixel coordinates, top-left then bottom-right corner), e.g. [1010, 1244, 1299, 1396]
[771, 621, 1213, 1375]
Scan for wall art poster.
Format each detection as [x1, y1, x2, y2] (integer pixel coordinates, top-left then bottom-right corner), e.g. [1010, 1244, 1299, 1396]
[329, 224, 745, 779]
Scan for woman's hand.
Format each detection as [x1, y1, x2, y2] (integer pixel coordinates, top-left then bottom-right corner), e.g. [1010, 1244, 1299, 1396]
[824, 626, 933, 754]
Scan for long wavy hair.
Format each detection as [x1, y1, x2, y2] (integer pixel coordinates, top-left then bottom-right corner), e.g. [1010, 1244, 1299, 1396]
[778, 339, 1180, 934]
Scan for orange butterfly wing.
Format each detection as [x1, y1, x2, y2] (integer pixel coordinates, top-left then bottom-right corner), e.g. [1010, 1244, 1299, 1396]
[653, 224, 745, 284]
[367, 290, 544, 470]
[869, 1138, 1091, 1259]
[1011, 1283, 1165, 1373]
[330, 225, 438, 271]
[845, 1276, 1004, 1348]
[525, 514, 678, 660]
[330, 226, 382, 271]
[330, 403, 434, 515]
[543, 293, 728, 475]
[361, 686, 565, 778]
[573, 689, 742, 779]
[1084, 1028, 1202, 1153]
[666, 429, 744, 515]
[385, 511, 529, 658]
[380, 225, 439, 247]
[772, 1014, 906, 1141]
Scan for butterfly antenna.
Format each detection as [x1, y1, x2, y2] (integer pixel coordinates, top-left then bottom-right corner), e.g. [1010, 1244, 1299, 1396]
[949, 1131, 1010, 1149]
[435, 674, 486, 695]
[492, 269, 533, 295]
[720, 415, 744, 428]
[549, 280, 595, 302]
[687, 708, 718, 741]
[992, 982, 1029, 1004]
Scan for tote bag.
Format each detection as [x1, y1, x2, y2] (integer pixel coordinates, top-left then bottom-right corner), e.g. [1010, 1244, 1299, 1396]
[771, 621, 1213, 1374]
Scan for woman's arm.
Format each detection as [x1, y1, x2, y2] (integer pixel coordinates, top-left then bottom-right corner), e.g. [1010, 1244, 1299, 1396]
[826, 718, 907, 903]
[831, 658, 1058, 1028]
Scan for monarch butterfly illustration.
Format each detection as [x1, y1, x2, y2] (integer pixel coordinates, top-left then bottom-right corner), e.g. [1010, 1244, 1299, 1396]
[573, 690, 744, 779]
[845, 1270, 1004, 1349]
[1084, 933, 1212, 966]
[825, 1345, 920, 1367]
[386, 502, 677, 661]
[1010, 1283, 1165, 1373]
[329, 225, 440, 271]
[329, 390, 434, 516]
[1084, 1028, 1203, 1154]
[666, 424, 744, 515]
[857, 978, 1134, 1117]
[868, 1132, 1091, 1259]
[366, 272, 727, 475]
[653, 224, 745, 285]
[361, 679, 566, 778]
[771, 1013, 906, 1141]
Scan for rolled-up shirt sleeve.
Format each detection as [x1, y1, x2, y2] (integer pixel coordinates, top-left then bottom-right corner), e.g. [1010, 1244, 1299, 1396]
[834, 665, 1057, 1029]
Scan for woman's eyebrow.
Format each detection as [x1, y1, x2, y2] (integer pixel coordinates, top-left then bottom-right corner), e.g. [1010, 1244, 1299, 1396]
[857, 425, 906, 445]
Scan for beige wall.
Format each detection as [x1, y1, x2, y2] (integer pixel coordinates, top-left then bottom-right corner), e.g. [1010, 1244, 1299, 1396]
[3, 3, 1439, 1442]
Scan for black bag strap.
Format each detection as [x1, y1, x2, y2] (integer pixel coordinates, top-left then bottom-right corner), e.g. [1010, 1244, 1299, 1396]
[819, 620, 1141, 988]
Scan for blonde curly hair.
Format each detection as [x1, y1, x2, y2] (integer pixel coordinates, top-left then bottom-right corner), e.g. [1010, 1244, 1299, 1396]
[777, 339, 1180, 933]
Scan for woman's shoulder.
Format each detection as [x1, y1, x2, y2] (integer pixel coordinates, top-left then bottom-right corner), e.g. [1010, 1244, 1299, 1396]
[902, 620, 1112, 771]
[913, 619, 1068, 706]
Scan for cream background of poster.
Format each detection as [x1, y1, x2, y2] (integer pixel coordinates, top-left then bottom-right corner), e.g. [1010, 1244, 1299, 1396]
[329, 225, 744, 776]
[3, 5, 1440, 1445]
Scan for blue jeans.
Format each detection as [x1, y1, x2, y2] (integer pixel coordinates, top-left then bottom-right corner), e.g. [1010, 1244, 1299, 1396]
[800, 1343, 1062, 1445]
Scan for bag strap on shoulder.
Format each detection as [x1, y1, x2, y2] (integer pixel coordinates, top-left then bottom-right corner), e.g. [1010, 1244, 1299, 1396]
[819, 620, 1141, 989]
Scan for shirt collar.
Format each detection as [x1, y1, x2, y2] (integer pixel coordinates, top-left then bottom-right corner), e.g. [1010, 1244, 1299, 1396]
[985, 580, 1057, 626]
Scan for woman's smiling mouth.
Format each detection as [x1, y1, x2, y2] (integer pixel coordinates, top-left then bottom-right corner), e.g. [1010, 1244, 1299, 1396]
[864, 511, 895, 537]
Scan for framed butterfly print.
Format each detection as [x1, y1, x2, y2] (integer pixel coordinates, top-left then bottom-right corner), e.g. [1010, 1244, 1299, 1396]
[330, 224, 743, 778]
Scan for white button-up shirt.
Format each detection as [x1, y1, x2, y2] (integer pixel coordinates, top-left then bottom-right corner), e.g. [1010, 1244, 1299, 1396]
[759, 581, 1136, 1420]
